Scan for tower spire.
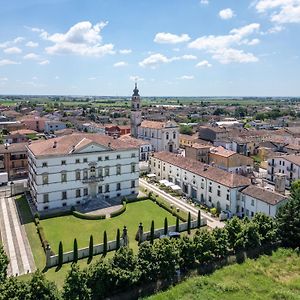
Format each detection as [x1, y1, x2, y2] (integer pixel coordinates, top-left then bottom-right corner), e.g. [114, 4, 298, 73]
[133, 82, 139, 96]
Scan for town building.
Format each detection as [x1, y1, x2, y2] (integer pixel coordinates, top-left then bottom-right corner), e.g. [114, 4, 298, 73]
[21, 117, 47, 132]
[130, 83, 142, 138]
[27, 133, 140, 212]
[44, 120, 67, 133]
[150, 152, 250, 214]
[198, 126, 228, 142]
[0, 143, 28, 180]
[239, 185, 287, 218]
[179, 134, 210, 148]
[185, 143, 211, 163]
[4, 129, 37, 144]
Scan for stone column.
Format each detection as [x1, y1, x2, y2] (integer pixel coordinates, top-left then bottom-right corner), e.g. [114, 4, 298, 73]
[45, 244, 52, 268]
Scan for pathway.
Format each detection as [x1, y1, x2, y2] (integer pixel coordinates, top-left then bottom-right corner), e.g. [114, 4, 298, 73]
[0, 196, 35, 276]
[140, 178, 224, 229]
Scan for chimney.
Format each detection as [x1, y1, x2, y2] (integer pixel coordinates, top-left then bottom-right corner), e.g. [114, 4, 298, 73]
[53, 141, 57, 148]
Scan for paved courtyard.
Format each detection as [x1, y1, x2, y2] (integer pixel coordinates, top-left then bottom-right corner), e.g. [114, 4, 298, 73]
[0, 194, 35, 276]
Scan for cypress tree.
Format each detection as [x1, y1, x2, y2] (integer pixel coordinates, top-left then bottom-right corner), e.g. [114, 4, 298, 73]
[58, 241, 63, 267]
[164, 217, 168, 235]
[88, 235, 93, 260]
[150, 220, 155, 244]
[116, 228, 120, 250]
[187, 212, 191, 234]
[197, 210, 201, 228]
[103, 231, 107, 256]
[176, 217, 180, 232]
[73, 238, 78, 263]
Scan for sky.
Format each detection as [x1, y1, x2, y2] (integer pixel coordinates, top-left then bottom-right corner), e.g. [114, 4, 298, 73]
[0, 0, 300, 97]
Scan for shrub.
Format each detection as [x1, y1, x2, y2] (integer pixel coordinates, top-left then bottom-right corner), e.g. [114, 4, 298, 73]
[37, 225, 49, 252]
[210, 207, 217, 216]
[58, 241, 63, 267]
[176, 217, 180, 232]
[150, 221, 155, 244]
[103, 231, 107, 256]
[73, 239, 78, 263]
[89, 235, 93, 260]
[116, 229, 120, 250]
[72, 210, 106, 220]
[110, 201, 126, 218]
[164, 217, 168, 235]
[187, 212, 191, 234]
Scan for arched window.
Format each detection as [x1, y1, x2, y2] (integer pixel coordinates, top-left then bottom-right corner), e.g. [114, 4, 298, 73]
[166, 132, 169, 140]
[173, 132, 176, 139]
[90, 166, 96, 177]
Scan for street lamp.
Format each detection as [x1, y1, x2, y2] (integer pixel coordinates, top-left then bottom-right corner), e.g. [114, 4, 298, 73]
[10, 181, 14, 197]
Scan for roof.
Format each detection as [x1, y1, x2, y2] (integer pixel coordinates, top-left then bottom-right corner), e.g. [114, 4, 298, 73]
[198, 126, 227, 133]
[282, 154, 300, 165]
[241, 185, 287, 205]
[0, 142, 27, 154]
[152, 152, 251, 188]
[210, 146, 236, 158]
[190, 143, 211, 150]
[140, 120, 178, 129]
[9, 129, 37, 135]
[27, 133, 138, 157]
[119, 135, 150, 147]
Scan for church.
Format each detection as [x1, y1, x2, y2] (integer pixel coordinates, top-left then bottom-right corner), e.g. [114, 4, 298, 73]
[130, 83, 179, 153]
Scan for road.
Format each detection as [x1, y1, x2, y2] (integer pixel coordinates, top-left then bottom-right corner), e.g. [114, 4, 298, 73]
[140, 178, 224, 229]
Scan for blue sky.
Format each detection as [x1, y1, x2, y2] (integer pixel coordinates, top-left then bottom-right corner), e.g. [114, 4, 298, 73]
[0, 0, 299, 96]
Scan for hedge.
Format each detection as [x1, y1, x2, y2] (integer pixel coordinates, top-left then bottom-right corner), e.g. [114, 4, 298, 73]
[36, 225, 49, 252]
[110, 201, 127, 218]
[39, 210, 72, 220]
[72, 210, 106, 220]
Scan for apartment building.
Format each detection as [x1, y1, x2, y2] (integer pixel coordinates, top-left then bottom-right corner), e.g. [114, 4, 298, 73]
[27, 133, 139, 212]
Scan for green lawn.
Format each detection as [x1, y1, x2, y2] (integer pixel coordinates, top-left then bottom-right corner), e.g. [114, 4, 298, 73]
[41, 200, 176, 254]
[147, 248, 300, 300]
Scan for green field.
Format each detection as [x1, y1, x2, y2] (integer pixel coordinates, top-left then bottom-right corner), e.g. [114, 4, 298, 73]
[147, 248, 300, 300]
[17, 196, 177, 287]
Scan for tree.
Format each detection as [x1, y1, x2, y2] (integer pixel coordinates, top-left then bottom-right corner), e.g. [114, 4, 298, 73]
[187, 212, 191, 234]
[177, 237, 195, 270]
[197, 210, 201, 228]
[234, 222, 261, 251]
[73, 239, 78, 263]
[176, 217, 180, 232]
[103, 231, 108, 256]
[58, 241, 63, 267]
[150, 220, 155, 244]
[193, 229, 215, 264]
[179, 125, 193, 135]
[225, 216, 243, 250]
[277, 181, 300, 248]
[164, 217, 168, 235]
[63, 263, 91, 300]
[0, 244, 9, 282]
[116, 229, 120, 250]
[212, 227, 229, 258]
[252, 213, 277, 245]
[89, 235, 93, 261]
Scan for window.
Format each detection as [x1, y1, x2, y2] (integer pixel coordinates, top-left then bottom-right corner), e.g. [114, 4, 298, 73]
[105, 156, 109, 160]
[61, 160, 66, 165]
[98, 156, 102, 161]
[76, 189, 81, 198]
[201, 183, 204, 189]
[84, 188, 88, 196]
[105, 184, 110, 193]
[251, 211, 254, 217]
[42, 174, 48, 185]
[208, 196, 212, 202]
[62, 191, 67, 200]
[131, 153, 136, 158]
[83, 170, 88, 179]
[90, 166, 96, 177]
[166, 132, 169, 140]
[98, 185, 102, 193]
[226, 194, 230, 201]
[83, 158, 88, 163]
[217, 190, 221, 197]
[75, 159, 80, 164]
[131, 163, 136, 173]
[116, 155, 121, 159]
[209, 186, 212, 193]
[105, 167, 110, 176]
[61, 172, 67, 183]
[76, 171, 81, 180]
[163, 167, 165, 171]
[131, 180, 135, 188]
[251, 199, 255, 206]
[42, 162, 48, 167]
[173, 132, 176, 139]
[116, 165, 121, 175]
[226, 204, 230, 211]
[43, 194, 49, 203]
[98, 167, 103, 177]
[117, 183, 121, 190]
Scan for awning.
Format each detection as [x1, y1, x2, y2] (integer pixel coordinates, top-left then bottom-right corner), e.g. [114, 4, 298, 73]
[147, 173, 156, 178]
[159, 179, 169, 185]
[164, 181, 174, 187]
[170, 185, 181, 191]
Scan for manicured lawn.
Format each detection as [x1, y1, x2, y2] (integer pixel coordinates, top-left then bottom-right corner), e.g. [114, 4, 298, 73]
[146, 248, 300, 300]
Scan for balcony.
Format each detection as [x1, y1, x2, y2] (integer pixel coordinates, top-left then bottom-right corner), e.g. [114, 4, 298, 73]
[82, 176, 104, 184]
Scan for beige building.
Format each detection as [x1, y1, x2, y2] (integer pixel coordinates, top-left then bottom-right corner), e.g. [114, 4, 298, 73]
[209, 146, 254, 174]
[185, 143, 211, 163]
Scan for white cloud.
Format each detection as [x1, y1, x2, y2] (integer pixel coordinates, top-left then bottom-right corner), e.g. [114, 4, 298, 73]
[39, 60, 50, 65]
[41, 21, 115, 56]
[23, 53, 40, 60]
[0, 36, 24, 49]
[0, 59, 20, 66]
[26, 41, 39, 48]
[3, 47, 22, 54]
[188, 23, 260, 64]
[14, 37, 24, 43]
[200, 0, 209, 5]
[119, 49, 132, 54]
[179, 75, 194, 80]
[139, 53, 198, 68]
[129, 75, 144, 82]
[196, 60, 212, 68]
[154, 32, 191, 44]
[88, 77, 96, 80]
[212, 48, 258, 64]
[255, 0, 300, 23]
[113, 61, 128, 67]
[219, 8, 235, 20]
[246, 38, 260, 45]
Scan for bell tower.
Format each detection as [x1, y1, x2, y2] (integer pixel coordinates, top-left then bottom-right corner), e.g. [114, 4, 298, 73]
[130, 82, 142, 138]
